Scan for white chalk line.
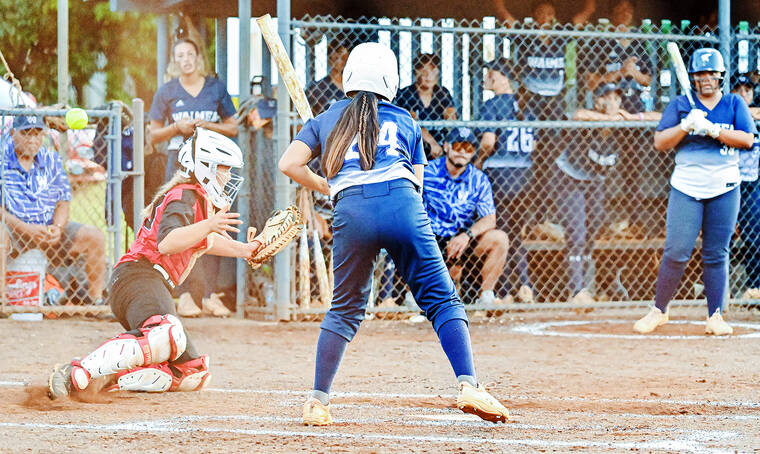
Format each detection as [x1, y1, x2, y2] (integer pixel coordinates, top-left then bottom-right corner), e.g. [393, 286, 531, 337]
[512, 319, 760, 340]
[0, 420, 733, 453]
[2, 380, 758, 409]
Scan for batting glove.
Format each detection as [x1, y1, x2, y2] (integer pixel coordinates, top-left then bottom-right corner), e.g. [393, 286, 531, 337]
[680, 109, 706, 132]
[692, 115, 722, 139]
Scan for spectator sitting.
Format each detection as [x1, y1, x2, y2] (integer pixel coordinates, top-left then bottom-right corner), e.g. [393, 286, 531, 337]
[422, 127, 509, 305]
[396, 53, 457, 160]
[731, 75, 760, 299]
[474, 57, 535, 303]
[305, 37, 350, 116]
[0, 115, 105, 304]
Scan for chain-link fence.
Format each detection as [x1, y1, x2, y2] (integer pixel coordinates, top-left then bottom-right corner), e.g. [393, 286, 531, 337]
[256, 16, 760, 318]
[0, 104, 140, 316]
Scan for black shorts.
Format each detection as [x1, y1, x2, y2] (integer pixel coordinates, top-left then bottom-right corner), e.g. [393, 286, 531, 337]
[107, 260, 177, 331]
[435, 235, 477, 268]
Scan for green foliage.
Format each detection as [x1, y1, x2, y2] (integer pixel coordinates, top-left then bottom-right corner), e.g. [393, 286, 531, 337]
[0, 0, 157, 105]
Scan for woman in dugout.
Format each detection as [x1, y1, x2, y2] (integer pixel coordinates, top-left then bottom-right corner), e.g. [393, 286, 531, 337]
[47, 129, 261, 399]
[149, 37, 239, 318]
[633, 49, 756, 335]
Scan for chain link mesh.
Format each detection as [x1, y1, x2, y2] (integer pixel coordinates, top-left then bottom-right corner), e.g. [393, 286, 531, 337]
[269, 16, 760, 318]
[1, 107, 126, 314]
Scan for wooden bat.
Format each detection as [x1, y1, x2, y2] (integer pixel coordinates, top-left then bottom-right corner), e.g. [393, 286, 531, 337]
[256, 14, 314, 122]
[666, 42, 696, 108]
[309, 192, 332, 307]
[258, 13, 332, 307]
[297, 190, 311, 308]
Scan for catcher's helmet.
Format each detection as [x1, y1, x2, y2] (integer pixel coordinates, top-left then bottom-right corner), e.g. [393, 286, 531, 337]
[688, 48, 726, 74]
[178, 128, 244, 208]
[342, 42, 399, 102]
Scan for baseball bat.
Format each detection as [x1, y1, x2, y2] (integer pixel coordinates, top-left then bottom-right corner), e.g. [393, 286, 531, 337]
[666, 42, 696, 108]
[309, 192, 332, 307]
[256, 14, 314, 122]
[258, 13, 332, 307]
[297, 191, 311, 308]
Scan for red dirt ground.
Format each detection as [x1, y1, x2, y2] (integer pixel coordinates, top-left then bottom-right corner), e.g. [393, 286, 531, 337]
[1, 307, 759, 452]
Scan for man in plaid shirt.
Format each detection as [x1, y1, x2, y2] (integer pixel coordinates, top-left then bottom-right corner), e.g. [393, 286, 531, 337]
[1, 115, 105, 304]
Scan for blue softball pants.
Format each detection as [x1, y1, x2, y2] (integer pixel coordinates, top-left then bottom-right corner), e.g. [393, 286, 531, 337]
[322, 179, 468, 341]
[738, 180, 760, 289]
[655, 186, 740, 315]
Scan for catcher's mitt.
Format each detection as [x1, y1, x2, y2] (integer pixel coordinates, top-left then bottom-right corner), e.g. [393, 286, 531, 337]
[247, 205, 303, 269]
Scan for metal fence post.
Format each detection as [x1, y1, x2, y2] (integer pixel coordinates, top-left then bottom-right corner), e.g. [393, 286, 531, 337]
[110, 103, 123, 266]
[236, 0, 252, 318]
[274, 0, 294, 321]
[131, 99, 145, 231]
[719, 0, 732, 94]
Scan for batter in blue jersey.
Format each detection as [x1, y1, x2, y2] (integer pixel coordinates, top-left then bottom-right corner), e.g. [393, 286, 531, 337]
[279, 42, 509, 427]
[633, 48, 756, 336]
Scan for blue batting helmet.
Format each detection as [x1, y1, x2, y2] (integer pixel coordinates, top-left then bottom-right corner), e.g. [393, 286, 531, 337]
[688, 48, 726, 74]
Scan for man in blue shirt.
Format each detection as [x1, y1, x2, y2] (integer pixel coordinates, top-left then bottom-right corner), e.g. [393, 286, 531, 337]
[0, 115, 105, 304]
[423, 127, 508, 305]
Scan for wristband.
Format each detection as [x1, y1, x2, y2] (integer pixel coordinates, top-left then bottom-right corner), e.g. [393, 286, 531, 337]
[465, 228, 475, 240]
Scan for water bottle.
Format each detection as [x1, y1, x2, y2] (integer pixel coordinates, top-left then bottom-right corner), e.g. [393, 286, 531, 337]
[263, 281, 275, 307]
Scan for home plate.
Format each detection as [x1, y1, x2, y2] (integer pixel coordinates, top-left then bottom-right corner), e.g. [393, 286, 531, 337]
[408, 414, 482, 421]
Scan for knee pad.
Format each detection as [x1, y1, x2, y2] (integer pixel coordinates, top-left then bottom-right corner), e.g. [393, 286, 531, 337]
[78, 314, 187, 381]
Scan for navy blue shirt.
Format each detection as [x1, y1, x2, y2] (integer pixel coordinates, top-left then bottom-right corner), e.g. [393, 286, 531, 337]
[517, 36, 568, 97]
[422, 157, 496, 237]
[581, 36, 653, 113]
[295, 99, 427, 198]
[395, 84, 456, 147]
[149, 77, 236, 150]
[479, 94, 533, 168]
[556, 129, 621, 181]
[306, 77, 345, 116]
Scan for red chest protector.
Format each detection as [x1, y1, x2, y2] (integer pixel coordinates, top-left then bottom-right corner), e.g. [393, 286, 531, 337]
[117, 183, 214, 287]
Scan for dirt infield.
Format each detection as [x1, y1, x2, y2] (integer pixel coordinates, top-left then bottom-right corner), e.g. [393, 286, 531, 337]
[1, 307, 759, 453]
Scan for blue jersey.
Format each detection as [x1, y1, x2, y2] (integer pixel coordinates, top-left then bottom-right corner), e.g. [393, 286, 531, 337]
[479, 94, 534, 169]
[295, 99, 427, 198]
[517, 36, 568, 97]
[422, 157, 496, 237]
[739, 135, 760, 182]
[657, 93, 756, 199]
[148, 77, 236, 151]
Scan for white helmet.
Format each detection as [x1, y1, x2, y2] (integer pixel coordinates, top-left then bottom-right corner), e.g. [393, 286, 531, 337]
[342, 42, 399, 102]
[177, 127, 244, 208]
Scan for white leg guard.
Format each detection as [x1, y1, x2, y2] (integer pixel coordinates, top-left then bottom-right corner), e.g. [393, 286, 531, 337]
[112, 363, 173, 392]
[77, 314, 187, 386]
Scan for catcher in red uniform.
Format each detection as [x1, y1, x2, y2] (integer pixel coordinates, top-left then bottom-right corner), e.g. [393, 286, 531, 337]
[48, 128, 262, 398]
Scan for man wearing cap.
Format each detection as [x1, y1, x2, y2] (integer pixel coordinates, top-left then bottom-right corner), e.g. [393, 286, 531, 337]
[0, 115, 105, 304]
[475, 57, 536, 304]
[422, 127, 508, 305]
[306, 38, 350, 116]
[732, 75, 760, 299]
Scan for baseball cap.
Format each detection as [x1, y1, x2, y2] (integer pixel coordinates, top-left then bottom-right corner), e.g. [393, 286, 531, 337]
[445, 127, 479, 146]
[733, 74, 755, 90]
[485, 57, 514, 81]
[12, 115, 44, 131]
[256, 98, 277, 119]
[594, 82, 622, 98]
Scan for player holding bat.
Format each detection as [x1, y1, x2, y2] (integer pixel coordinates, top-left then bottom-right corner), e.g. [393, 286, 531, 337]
[633, 48, 756, 335]
[278, 42, 509, 425]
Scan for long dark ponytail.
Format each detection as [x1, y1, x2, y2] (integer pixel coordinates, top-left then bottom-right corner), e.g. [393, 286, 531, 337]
[322, 91, 380, 179]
